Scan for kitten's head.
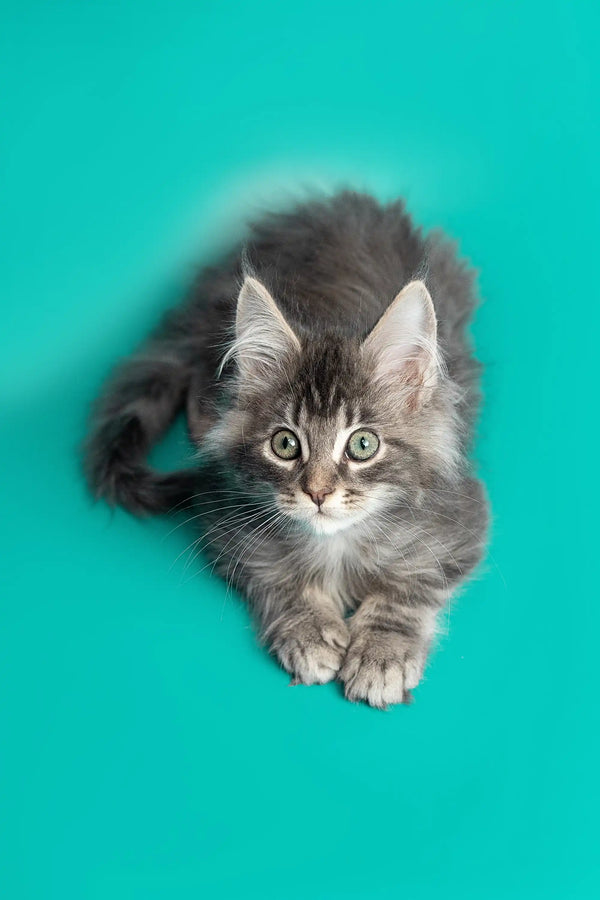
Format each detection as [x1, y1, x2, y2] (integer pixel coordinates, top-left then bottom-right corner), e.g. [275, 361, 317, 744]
[205, 277, 460, 537]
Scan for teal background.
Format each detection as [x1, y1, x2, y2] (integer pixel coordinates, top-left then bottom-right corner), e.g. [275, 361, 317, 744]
[2, 1, 599, 897]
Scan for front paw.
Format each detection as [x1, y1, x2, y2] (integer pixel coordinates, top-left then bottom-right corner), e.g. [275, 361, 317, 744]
[270, 614, 350, 686]
[339, 629, 426, 708]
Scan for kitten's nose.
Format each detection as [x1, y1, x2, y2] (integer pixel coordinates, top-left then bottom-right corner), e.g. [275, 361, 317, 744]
[304, 487, 333, 508]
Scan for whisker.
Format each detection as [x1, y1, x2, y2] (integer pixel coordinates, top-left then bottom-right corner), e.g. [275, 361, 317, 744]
[428, 487, 486, 505]
[163, 498, 269, 540]
[224, 511, 285, 597]
[165, 487, 264, 515]
[400, 502, 503, 587]
[172, 506, 273, 575]
[376, 510, 455, 592]
[185, 504, 279, 574]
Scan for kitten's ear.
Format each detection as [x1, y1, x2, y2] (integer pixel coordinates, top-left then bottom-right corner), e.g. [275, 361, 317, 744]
[362, 281, 440, 403]
[224, 276, 301, 380]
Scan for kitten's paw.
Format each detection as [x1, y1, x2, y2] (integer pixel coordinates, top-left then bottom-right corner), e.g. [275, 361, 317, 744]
[339, 630, 426, 709]
[271, 615, 350, 686]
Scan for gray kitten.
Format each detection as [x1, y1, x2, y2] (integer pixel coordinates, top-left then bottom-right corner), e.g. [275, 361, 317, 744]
[86, 191, 489, 708]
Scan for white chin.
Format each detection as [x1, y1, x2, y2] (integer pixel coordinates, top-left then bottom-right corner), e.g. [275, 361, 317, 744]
[308, 514, 354, 536]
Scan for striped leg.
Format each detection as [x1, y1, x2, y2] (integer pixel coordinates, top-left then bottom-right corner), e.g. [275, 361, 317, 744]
[339, 593, 441, 708]
[260, 587, 350, 686]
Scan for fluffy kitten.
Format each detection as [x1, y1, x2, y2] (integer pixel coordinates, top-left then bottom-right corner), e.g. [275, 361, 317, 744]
[85, 191, 488, 708]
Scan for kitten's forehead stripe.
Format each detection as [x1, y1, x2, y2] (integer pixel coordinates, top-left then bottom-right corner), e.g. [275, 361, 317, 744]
[309, 383, 321, 411]
[289, 394, 300, 427]
[292, 338, 368, 422]
[359, 403, 378, 423]
[285, 400, 297, 428]
[344, 400, 356, 427]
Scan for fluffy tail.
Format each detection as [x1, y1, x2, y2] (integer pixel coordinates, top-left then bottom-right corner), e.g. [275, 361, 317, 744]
[85, 339, 199, 515]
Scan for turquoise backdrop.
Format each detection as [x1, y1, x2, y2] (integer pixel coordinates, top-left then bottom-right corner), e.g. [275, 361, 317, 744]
[2, 1, 599, 898]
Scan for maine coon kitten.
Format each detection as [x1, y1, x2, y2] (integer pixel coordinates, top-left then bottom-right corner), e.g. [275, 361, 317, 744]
[85, 191, 488, 708]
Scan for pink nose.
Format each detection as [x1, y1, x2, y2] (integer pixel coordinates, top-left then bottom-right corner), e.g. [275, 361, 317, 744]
[304, 487, 333, 508]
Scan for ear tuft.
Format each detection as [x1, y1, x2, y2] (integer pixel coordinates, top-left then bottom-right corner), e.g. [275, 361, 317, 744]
[362, 280, 440, 401]
[219, 277, 301, 381]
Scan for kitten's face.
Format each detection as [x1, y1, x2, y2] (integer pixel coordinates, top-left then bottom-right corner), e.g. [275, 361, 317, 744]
[216, 338, 447, 538]
[207, 277, 458, 536]
[234, 342, 417, 536]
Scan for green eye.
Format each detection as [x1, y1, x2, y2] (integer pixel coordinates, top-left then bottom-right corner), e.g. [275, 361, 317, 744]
[271, 429, 301, 460]
[346, 429, 380, 461]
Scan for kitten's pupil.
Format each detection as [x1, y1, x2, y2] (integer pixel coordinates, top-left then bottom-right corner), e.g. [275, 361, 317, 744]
[360, 437, 369, 450]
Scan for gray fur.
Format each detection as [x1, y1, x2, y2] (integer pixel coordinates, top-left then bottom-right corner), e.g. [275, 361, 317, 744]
[85, 191, 489, 707]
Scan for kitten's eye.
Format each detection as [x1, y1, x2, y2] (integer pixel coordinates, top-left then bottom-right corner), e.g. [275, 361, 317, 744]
[271, 429, 301, 460]
[346, 429, 380, 461]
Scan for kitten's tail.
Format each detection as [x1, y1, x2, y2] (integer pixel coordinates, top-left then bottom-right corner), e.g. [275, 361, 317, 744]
[84, 339, 199, 515]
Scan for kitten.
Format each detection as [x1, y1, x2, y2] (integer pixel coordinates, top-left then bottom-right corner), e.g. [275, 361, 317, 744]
[85, 191, 489, 708]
